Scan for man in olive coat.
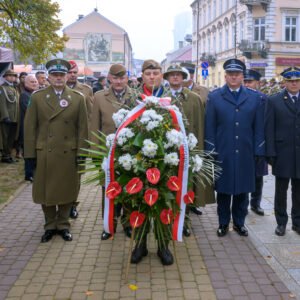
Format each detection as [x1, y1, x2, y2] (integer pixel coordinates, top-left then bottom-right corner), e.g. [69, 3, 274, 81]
[265, 67, 300, 236]
[24, 59, 88, 243]
[90, 64, 133, 241]
[66, 60, 94, 219]
[0, 69, 19, 163]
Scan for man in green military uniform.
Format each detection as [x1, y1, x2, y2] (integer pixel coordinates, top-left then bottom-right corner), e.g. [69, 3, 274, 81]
[163, 64, 215, 236]
[90, 63, 134, 240]
[0, 69, 19, 163]
[24, 58, 88, 243]
[268, 78, 281, 95]
[259, 78, 269, 95]
[66, 60, 94, 219]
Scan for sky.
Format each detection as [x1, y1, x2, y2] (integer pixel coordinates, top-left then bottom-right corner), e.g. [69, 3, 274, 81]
[54, 0, 193, 62]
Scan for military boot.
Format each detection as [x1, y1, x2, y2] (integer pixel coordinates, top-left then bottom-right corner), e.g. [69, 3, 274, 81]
[131, 239, 148, 264]
[157, 242, 174, 266]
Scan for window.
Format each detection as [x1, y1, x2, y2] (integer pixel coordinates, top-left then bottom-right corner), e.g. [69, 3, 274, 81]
[240, 19, 244, 40]
[213, 0, 216, 19]
[285, 17, 297, 42]
[219, 30, 223, 52]
[208, 35, 211, 52]
[219, 0, 222, 15]
[203, 7, 206, 26]
[232, 23, 236, 48]
[213, 34, 216, 51]
[254, 18, 265, 41]
[225, 27, 229, 50]
[208, 4, 211, 23]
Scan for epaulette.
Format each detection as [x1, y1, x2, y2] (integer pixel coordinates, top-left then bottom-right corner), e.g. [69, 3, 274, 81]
[81, 83, 92, 90]
[32, 87, 46, 95]
[246, 87, 258, 93]
[72, 89, 84, 97]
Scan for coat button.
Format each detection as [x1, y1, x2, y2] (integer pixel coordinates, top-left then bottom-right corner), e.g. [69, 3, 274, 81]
[48, 149, 52, 152]
[235, 149, 239, 153]
[236, 136, 239, 139]
[236, 109, 239, 112]
[235, 122, 239, 126]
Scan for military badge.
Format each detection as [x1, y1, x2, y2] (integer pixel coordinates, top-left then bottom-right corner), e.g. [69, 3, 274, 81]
[60, 99, 68, 107]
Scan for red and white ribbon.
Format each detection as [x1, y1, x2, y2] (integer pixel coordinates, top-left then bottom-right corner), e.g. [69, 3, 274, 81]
[104, 95, 189, 242]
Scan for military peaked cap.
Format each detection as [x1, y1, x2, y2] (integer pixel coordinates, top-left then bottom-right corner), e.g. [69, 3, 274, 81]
[46, 58, 71, 74]
[244, 69, 261, 81]
[142, 59, 161, 72]
[163, 64, 188, 80]
[180, 62, 196, 74]
[109, 64, 127, 76]
[280, 67, 300, 81]
[223, 58, 246, 72]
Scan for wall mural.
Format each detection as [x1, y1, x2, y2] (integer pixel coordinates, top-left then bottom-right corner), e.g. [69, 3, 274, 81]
[85, 33, 111, 63]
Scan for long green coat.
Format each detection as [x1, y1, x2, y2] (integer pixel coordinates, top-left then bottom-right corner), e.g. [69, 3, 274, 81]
[170, 88, 215, 206]
[24, 85, 88, 205]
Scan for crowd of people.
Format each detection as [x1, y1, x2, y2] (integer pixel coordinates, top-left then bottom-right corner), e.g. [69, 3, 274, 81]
[0, 57, 299, 266]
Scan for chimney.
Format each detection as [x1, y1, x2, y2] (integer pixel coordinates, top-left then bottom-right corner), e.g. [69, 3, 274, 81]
[178, 41, 184, 49]
[77, 14, 84, 21]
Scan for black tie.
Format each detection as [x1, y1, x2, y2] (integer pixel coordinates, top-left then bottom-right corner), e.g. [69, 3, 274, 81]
[232, 90, 238, 100]
[57, 93, 61, 100]
[292, 95, 300, 110]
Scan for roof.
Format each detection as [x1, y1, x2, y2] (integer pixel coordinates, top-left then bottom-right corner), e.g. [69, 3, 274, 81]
[165, 45, 192, 64]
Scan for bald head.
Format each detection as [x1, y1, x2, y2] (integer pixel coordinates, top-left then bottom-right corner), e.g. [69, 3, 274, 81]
[24, 75, 39, 92]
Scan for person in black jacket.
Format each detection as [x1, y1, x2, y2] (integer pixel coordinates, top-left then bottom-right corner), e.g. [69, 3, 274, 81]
[265, 67, 300, 236]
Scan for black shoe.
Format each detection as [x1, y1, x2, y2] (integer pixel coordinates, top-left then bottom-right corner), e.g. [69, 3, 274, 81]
[190, 206, 203, 215]
[124, 227, 132, 238]
[41, 229, 56, 243]
[101, 230, 112, 240]
[131, 243, 148, 264]
[183, 226, 191, 237]
[217, 225, 229, 237]
[233, 225, 248, 236]
[275, 225, 286, 236]
[58, 229, 72, 241]
[292, 225, 300, 235]
[251, 206, 264, 216]
[69, 205, 78, 219]
[157, 248, 174, 266]
[25, 176, 33, 182]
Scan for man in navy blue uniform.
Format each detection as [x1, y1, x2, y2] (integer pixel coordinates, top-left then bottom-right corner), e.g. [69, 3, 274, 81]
[265, 67, 300, 236]
[205, 59, 265, 237]
[243, 69, 268, 216]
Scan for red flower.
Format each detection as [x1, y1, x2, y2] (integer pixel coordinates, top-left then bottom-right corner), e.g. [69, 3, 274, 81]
[106, 181, 122, 199]
[167, 176, 181, 191]
[184, 191, 195, 204]
[160, 209, 174, 225]
[126, 177, 143, 194]
[146, 168, 160, 184]
[144, 188, 159, 206]
[130, 211, 146, 228]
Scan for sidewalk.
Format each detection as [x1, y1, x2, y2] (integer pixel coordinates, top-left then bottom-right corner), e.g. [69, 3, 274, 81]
[0, 175, 296, 299]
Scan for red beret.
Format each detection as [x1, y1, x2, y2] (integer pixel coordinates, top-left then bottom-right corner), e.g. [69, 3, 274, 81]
[69, 60, 77, 69]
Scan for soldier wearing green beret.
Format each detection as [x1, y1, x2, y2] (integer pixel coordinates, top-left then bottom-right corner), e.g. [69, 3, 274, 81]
[24, 58, 89, 243]
[0, 69, 19, 163]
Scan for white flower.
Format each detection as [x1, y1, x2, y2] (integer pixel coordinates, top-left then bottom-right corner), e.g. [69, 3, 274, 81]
[192, 155, 203, 172]
[112, 109, 129, 128]
[164, 129, 184, 149]
[164, 152, 179, 166]
[117, 128, 134, 146]
[144, 96, 159, 105]
[101, 157, 108, 172]
[140, 109, 163, 124]
[118, 153, 134, 171]
[168, 105, 180, 112]
[146, 120, 160, 131]
[141, 139, 158, 158]
[106, 134, 116, 147]
[188, 133, 198, 150]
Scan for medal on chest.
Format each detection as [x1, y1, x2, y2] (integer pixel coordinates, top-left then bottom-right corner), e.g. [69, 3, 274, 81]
[59, 99, 68, 108]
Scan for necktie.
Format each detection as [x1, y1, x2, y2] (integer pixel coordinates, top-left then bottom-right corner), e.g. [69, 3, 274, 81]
[232, 91, 238, 99]
[292, 96, 300, 110]
[57, 93, 61, 100]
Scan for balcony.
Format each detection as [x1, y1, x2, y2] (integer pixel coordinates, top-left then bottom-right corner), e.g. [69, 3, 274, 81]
[239, 0, 271, 12]
[238, 40, 269, 59]
[200, 52, 217, 67]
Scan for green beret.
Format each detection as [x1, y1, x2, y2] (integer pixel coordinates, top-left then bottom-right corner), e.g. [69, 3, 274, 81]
[46, 58, 71, 74]
[109, 64, 127, 76]
[142, 59, 161, 72]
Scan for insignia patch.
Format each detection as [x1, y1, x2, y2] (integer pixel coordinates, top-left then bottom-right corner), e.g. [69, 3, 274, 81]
[60, 99, 68, 107]
[46, 94, 50, 98]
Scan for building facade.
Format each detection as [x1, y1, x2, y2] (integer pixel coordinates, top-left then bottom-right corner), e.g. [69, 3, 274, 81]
[191, 0, 300, 87]
[63, 8, 133, 76]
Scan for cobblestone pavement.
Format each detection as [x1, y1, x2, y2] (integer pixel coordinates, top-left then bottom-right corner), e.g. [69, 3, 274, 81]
[0, 174, 297, 299]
